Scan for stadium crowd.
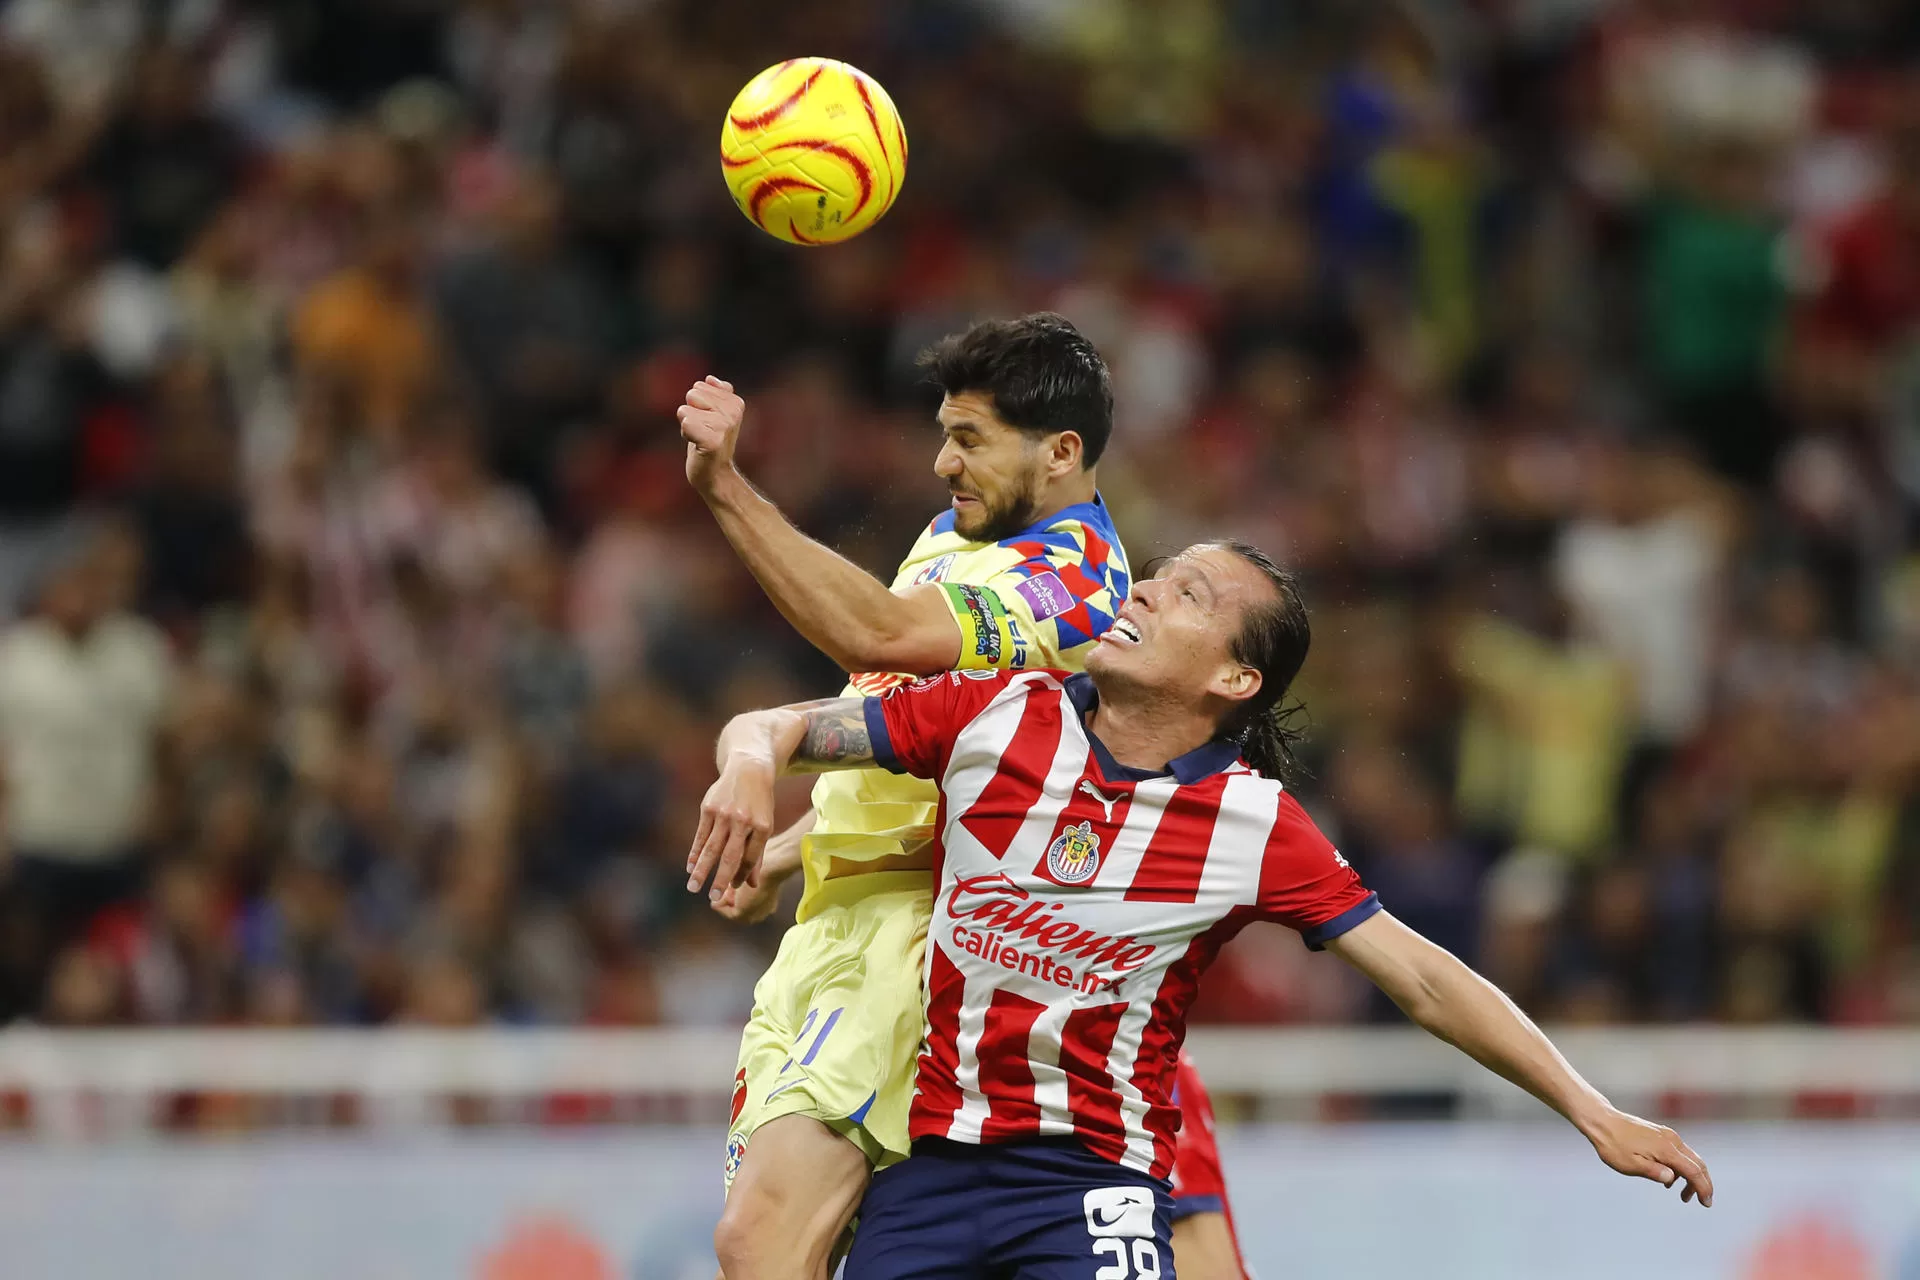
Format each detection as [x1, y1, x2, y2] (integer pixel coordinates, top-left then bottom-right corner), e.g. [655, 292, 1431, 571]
[0, 0, 1916, 1035]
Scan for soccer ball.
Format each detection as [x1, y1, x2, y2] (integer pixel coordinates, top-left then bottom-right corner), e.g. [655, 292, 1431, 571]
[720, 58, 907, 246]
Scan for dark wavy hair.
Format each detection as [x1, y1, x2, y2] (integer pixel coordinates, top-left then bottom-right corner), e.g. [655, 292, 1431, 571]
[1211, 540, 1312, 780]
[917, 312, 1114, 465]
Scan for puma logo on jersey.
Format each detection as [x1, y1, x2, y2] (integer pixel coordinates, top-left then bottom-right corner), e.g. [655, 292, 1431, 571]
[1076, 779, 1122, 823]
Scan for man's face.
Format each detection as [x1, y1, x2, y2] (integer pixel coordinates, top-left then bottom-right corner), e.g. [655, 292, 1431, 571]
[1085, 544, 1271, 707]
[934, 391, 1052, 542]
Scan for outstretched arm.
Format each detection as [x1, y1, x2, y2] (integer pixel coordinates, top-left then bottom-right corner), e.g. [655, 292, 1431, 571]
[1324, 912, 1714, 1208]
[685, 699, 877, 900]
[680, 377, 962, 674]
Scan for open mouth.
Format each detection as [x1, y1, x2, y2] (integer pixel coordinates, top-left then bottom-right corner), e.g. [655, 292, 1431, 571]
[1104, 617, 1141, 647]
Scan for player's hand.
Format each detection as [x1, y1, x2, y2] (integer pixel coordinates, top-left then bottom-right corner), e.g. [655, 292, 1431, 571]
[678, 375, 745, 493]
[1582, 1107, 1713, 1207]
[712, 873, 786, 924]
[686, 758, 775, 901]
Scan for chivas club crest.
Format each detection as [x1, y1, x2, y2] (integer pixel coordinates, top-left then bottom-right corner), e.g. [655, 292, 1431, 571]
[1046, 820, 1102, 885]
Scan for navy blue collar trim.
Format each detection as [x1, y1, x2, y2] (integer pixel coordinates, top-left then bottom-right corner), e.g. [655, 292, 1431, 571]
[1061, 673, 1243, 785]
[1016, 492, 1113, 541]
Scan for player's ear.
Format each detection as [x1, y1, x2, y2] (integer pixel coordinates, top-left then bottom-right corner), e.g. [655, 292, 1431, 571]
[1047, 430, 1084, 478]
[1212, 663, 1262, 705]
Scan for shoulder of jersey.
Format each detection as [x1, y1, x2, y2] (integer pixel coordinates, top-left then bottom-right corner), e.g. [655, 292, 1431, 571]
[926, 506, 1127, 566]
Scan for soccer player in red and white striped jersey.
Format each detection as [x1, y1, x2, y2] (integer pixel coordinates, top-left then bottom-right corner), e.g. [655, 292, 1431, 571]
[689, 540, 1713, 1280]
[1168, 1051, 1248, 1280]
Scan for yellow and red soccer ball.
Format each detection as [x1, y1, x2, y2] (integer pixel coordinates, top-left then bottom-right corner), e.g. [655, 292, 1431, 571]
[720, 58, 907, 245]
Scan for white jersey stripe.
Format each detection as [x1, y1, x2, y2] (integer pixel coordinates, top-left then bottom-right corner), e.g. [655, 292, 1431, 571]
[1026, 1000, 1076, 1137]
[1103, 962, 1173, 1172]
[1005, 720, 1094, 868]
[937, 675, 1053, 827]
[945, 971, 992, 1143]
[1094, 777, 1179, 889]
[1194, 774, 1278, 908]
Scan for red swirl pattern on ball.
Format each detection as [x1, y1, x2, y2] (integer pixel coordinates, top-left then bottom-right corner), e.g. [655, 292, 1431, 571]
[807, 141, 873, 217]
[723, 140, 873, 219]
[747, 173, 825, 225]
[725, 144, 873, 221]
[728, 66, 824, 132]
[850, 74, 895, 207]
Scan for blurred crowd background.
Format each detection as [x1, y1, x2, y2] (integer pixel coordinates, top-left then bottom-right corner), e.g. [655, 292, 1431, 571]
[0, 0, 1917, 1037]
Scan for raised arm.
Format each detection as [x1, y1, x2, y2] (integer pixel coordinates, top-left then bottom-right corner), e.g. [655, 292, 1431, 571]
[680, 377, 962, 674]
[1324, 911, 1714, 1208]
[685, 699, 878, 900]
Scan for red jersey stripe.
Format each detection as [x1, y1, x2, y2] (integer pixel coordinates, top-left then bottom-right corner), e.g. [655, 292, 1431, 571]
[1124, 775, 1229, 902]
[1132, 912, 1252, 1177]
[915, 945, 969, 1124]
[956, 692, 1066, 860]
[975, 988, 1048, 1142]
[1060, 1000, 1128, 1158]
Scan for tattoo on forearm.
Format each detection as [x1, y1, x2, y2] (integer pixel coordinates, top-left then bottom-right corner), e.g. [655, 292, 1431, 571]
[792, 700, 873, 771]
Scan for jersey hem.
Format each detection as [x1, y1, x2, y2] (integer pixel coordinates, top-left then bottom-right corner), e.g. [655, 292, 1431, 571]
[863, 696, 903, 773]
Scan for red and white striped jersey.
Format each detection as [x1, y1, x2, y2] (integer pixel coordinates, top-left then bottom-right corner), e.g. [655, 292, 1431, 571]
[867, 668, 1379, 1179]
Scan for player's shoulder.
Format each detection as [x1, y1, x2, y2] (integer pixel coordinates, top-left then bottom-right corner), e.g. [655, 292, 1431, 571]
[1209, 767, 1331, 842]
[895, 667, 1074, 698]
[1005, 497, 1128, 572]
[1253, 785, 1352, 879]
[882, 668, 1074, 736]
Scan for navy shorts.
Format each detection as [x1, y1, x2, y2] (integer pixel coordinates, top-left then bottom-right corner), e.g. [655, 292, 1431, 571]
[845, 1137, 1176, 1280]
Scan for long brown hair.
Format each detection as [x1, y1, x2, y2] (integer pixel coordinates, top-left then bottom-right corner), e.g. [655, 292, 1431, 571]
[1212, 540, 1312, 781]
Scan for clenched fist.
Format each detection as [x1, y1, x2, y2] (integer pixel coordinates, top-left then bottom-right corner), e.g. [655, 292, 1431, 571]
[678, 375, 746, 493]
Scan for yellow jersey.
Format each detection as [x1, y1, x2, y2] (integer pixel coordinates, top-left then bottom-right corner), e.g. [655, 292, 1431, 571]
[798, 496, 1131, 920]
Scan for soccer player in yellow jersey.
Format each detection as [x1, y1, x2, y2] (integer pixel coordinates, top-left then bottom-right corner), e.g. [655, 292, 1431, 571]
[678, 314, 1131, 1280]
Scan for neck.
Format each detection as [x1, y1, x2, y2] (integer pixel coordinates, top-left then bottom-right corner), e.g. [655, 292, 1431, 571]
[1028, 472, 1098, 526]
[1086, 680, 1217, 774]
[49, 614, 94, 642]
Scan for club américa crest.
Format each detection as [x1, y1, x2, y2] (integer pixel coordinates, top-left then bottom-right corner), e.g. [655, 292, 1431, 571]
[1046, 820, 1102, 885]
[725, 1130, 749, 1184]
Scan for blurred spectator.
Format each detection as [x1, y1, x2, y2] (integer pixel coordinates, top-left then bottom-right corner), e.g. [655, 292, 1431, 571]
[290, 204, 440, 447]
[1553, 438, 1727, 748]
[0, 215, 105, 607]
[0, 0, 148, 116]
[0, 519, 174, 1020]
[1449, 586, 1633, 860]
[81, 45, 245, 272]
[130, 356, 252, 627]
[432, 170, 613, 505]
[1331, 738, 1483, 1021]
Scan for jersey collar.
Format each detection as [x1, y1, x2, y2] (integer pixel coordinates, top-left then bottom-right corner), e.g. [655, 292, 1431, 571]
[1062, 672, 1243, 785]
